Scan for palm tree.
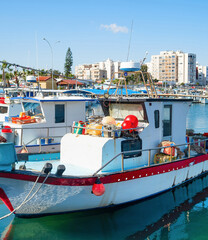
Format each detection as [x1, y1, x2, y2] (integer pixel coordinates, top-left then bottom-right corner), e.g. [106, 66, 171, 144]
[0, 61, 7, 87]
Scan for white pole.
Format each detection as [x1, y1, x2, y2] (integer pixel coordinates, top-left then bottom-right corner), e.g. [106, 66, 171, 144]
[43, 38, 53, 90]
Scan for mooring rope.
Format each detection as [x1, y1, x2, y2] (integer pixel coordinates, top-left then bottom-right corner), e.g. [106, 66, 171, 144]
[0, 171, 51, 220]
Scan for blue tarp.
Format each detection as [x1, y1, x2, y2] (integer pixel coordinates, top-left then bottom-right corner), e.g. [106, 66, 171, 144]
[81, 88, 142, 96]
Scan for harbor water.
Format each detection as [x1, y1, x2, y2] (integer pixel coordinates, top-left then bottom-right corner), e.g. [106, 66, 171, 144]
[1, 103, 208, 240]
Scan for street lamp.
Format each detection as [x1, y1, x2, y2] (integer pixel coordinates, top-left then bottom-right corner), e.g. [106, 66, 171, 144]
[43, 38, 60, 90]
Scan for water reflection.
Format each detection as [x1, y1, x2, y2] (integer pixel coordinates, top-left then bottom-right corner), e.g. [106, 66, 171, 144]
[2, 173, 208, 240]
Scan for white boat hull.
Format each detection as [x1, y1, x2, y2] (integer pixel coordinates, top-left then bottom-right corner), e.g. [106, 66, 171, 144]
[0, 154, 208, 217]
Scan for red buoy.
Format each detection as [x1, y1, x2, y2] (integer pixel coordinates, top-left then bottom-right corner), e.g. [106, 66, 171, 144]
[124, 115, 138, 128]
[2, 126, 12, 133]
[92, 178, 105, 196]
[121, 120, 133, 133]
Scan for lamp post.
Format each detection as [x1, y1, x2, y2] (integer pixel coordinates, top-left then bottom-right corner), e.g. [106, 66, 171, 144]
[43, 38, 60, 90]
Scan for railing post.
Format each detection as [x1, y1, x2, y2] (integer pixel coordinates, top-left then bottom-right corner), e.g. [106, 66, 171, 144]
[20, 128, 23, 146]
[39, 138, 42, 153]
[47, 128, 49, 143]
[121, 153, 124, 172]
[188, 144, 191, 158]
[148, 149, 151, 166]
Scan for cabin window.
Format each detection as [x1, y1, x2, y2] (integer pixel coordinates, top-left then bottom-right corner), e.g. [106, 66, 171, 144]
[55, 104, 65, 123]
[121, 138, 142, 159]
[163, 105, 172, 137]
[23, 102, 43, 117]
[154, 110, 160, 128]
[109, 103, 148, 122]
[0, 106, 8, 114]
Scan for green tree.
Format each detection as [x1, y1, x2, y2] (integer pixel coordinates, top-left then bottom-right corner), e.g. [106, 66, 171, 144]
[113, 78, 119, 84]
[53, 69, 61, 77]
[141, 64, 148, 72]
[64, 47, 73, 77]
[0, 61, 11, 87]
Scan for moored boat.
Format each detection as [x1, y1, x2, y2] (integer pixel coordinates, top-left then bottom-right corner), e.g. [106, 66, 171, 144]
[0, 94, 96, 154]
[0, 96, 208, 218]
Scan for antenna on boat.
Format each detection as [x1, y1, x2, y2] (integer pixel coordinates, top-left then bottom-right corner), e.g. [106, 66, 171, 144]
[126, 20, 133, 61]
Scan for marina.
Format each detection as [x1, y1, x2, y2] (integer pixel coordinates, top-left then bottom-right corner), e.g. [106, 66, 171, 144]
[1, 0, 208, 239]
[0, 102, 208, 239]
[1, 64, 208, 239]
[1, 66, 208, 239]
[0, 76, 202, 217]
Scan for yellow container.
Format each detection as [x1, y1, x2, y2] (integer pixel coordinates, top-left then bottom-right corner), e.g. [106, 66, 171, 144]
[87, 124, 102, 136]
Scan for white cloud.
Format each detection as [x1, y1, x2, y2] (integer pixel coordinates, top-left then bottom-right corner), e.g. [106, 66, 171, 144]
[100, 23, 128, 34]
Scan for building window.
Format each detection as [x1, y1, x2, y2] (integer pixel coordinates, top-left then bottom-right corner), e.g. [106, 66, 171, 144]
[55, 104, 65, 123]
[121, 138, 142, 159]
[154, 110, 160, 128]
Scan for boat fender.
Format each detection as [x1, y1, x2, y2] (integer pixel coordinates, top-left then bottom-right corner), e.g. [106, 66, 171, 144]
[56, 165, 66, 176]
[42, 163, 53, 174]
[92, 178, 105, 196]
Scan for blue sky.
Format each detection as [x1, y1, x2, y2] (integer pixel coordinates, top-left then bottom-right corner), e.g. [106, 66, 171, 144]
[1, 0, 208, 73]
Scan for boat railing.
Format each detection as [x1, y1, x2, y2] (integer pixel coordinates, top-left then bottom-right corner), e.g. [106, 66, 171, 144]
[93, 139, 208, 176]
[1, 125, 73, 147]
[72, 125, 145, 137]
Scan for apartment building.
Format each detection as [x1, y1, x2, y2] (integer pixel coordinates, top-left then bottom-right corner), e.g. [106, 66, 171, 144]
[177, 52, 196, 84]
[148, 51, 196, 84]
[75, 59, 121, 81]
[91, 63, 107, 80]
[196, 63, 208, 85]
[75, 64, 92, 80]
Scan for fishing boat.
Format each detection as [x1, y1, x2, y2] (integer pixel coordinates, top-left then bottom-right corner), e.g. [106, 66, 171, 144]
[0, 95, 208, 218]
[0, 94, 95, 154]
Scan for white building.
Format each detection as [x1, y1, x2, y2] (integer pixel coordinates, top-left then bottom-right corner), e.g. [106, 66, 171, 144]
[148, 51, 196, 85]
[177, 52, 196, 85]
[75, 64, 92, 80]
[98, 58, 121, 79]
[196, 63, 208, 85]
[75, 59, 121, 81]
[91, 63, 107, 80]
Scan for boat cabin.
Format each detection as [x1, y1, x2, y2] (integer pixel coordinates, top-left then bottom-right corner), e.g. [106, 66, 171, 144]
[2, 95, 95, 153]
[61, 97, 192, 174]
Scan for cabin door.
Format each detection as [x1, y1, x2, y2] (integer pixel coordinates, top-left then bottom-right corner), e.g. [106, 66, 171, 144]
[163, 105, 172, 140]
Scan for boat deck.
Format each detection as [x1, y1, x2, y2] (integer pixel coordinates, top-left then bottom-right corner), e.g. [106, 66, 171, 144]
[15, 160, 96, 177]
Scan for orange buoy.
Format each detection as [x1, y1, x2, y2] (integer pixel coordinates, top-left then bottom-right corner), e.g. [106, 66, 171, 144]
[92, 178, 105, 196]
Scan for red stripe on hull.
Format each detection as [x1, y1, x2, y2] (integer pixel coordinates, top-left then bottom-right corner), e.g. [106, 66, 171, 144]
[0, 154, 207, 186]
[0, 188, 14, 212]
